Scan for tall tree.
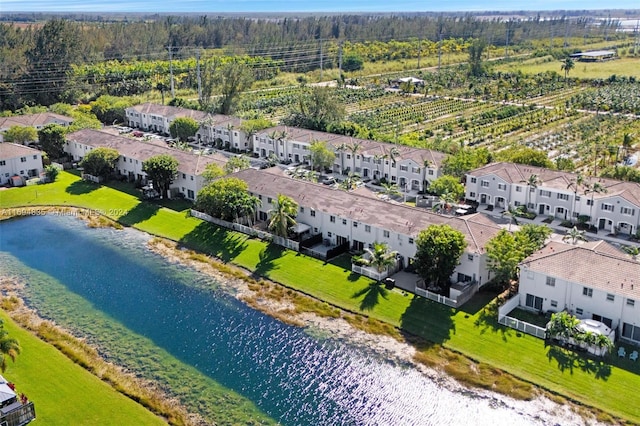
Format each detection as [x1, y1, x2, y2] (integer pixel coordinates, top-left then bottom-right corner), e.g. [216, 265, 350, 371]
[169, 117, 200, 142]
[195, 177, 259, 222]
[283, 86, 345, 132]
[268, 194, 299, 237]
[584, 180, 607, 225]
[38, 124, 67, 160]
[468, 38, 487, 77]
[348, 142, 362, 173]
[486, 229, 523, 286]
[202, 162, 226, 182]
[414, 224, 466, 295]
[79, 147, 119, 180]
[567, 172, 585, 224]
[224, 155, 251, 174]
[309, 140, 335, 172]
[24, 19, 80, 105]
[520, 174, 542, 209]
[0, 320, 20, 373]
[2, 126, 37, 145]
[142, 154, 179, 199]
[201, 58, 253, 114]
[429, 175, 465, 200]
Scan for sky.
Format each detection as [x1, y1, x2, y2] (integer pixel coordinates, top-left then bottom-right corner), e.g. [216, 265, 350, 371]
[2, 0, 640, 13]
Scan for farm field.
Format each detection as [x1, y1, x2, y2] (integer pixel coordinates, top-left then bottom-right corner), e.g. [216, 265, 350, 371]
[497, 56, 640, 79]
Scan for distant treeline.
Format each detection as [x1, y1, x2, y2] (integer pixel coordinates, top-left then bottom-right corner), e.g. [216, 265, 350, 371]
[0, 14, 627, 110]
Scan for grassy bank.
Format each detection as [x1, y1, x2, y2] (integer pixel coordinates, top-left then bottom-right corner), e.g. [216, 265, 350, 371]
[2, 172, 640, 423]
[0, 309, 168, 425]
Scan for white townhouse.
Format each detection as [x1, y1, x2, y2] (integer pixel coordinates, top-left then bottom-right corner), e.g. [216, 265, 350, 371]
[252, 126, 445, 191]
[65, 129, 227, 200]
[465, 162, 640, 236]
[125, 103, 208, 135]
[233, 167, 502, 287]
[0, 143, 44, 185]
[518, 240, 640, 345]
[0, 113, 74, 143]
[195, 114, 249, 152]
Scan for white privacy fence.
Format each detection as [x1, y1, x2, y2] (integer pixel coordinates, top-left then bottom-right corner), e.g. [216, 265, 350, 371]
[497, 295, 547, 339]
[190, 209, 300, 251]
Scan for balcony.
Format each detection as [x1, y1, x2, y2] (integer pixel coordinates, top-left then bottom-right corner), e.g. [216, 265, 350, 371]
[0, 401, 36, 426]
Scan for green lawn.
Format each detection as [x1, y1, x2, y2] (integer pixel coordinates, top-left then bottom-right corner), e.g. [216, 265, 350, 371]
[3, 171, 640, 423]
[496, 56, 640, 79]
[0, 311, 166, 426]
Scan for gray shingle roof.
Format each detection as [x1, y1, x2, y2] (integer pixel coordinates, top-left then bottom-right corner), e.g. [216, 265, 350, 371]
[0, 143, 42, 160]
[234, 167, 501, 253]
[66, 129, 227, 176]
[0, 113, 73, 129]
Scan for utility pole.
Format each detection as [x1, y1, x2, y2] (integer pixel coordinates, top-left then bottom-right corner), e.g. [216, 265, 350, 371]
[437, 32, 442, 71]
[417, 37, 422, 69]
[196, 49, 202, 103]
[338, 40, 343, 83]
[168, 46, 175, 99]
[505, 23, 510, 59]
[319, 39, 324, 81]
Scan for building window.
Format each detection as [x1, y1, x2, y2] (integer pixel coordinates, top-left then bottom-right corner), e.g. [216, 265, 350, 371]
[470, 177, 477, 183]
[601, 204, 614, 212]
[0, 161, 5, 166]
[342, 219, 347, 225]
[469, 192, 476, 198]
[190, 176, 194, 181]
[550, 300, 558, 308]
[621, 207, 635, 216]
[428, 170, 434, 175]
[383, 230, 390, 238]
[182, 173, 186, 179]
[583, 287, 593, 297]
[327, 232, 332, 237]
[515, 186, 522, 192]
[525, 294, 543, 310]
[267, 197, 272, 204]
[33, 155, 37, 159]
[575, 196, 581, 201]
[330, 216, 335, 223]
[576, 308, 584, 315]
[557, 193, 569, 201]
[20, 157, 26, 163]
[540, 190, 551, 197]
[365, 225, 371, 233]
[467, 254, 473, 261]
[400, 165, 408, 172]
[497, 183, 506, 191]
[300, 207, 304, 213]
[546, 277, 555, 287]
[481, 180, 489, 188]
[412, 167, 420, 173]
[311, 210, 316, 217]
[628, 299, 635, 307]
[622, 323, 640, 341]
[607, 293, 615, 302]
[408, 238, 414, 244]
[353, 222, 358, 228]
[587, 199, 593, 206]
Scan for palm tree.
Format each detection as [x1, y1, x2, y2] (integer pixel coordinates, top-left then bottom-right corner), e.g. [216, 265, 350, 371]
[380, 181, 401, 199]
[622, 132, 634, 160]
[336, 142, 349, 174]
[584, 180, 607, 228]
[0, 320, 20, 373]
[339, 172, 362, 191]
[226, 123, 235, 150]
[276, 130, 289, 162]
[563, 226, 588, 245]
[387, 146, 400, 180]
[567, 172, 585, 224]
[561, 57, 575, 81]
[433, 191, 458, 214]
[520, 174, 542, 210]
[348, 142, 362, 174]
[373, 153, 387, 182]
[355, 242, 398, 280]
[268, 194, 299, 237]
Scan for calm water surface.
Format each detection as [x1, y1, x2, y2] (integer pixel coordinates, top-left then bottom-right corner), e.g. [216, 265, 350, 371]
[0, 215, 572, 425]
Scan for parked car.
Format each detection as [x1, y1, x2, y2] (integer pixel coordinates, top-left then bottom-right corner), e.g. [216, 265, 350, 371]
[322, 177, 337, 186]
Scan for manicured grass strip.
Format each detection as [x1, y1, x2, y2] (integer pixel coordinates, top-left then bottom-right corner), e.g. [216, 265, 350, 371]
[0, 310, 166, 426]
[3, 172, 640, 423]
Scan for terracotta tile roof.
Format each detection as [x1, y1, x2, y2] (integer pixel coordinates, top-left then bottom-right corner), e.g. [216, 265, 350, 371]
[0, 143, 42, 160]
[233, 167, 501, 253]
[521, 240, 640, 299]
[0, 113, 73, 129]
[66, 129, 227, 176]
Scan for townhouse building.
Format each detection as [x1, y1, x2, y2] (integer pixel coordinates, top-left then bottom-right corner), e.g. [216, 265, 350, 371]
[233, 167, 502, 287]
[125, 103, 208, 135]
[519, 240, 640, 345]
[252, 126, 445, 191]
[195, 114, 249, 152]
[65, 129, 227, 200]
[0, 143, 44, 186]
[0, 113, 73, 143]
[465, 162, 640, 236]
